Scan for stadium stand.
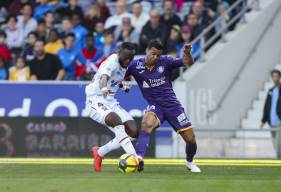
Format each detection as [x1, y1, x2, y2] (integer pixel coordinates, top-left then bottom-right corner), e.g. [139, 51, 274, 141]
[0, 0, 243, 81]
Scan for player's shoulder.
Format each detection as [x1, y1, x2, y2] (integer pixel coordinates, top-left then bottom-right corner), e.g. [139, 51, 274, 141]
[129, 57, 145, 69]
[101, 53, 119, 67]
[160, 55, 176, 61]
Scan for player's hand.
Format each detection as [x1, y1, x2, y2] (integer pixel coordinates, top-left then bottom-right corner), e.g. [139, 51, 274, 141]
[119, 82, 130, 93]
[101, 87, 109, 98]
[183, 44, 192, 55]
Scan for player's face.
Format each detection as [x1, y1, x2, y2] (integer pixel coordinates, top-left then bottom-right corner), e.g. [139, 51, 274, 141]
[145, 47, 162, 65]
[119, 49, 135, 68]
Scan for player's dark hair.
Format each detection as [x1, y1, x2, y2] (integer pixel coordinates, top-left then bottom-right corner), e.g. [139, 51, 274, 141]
[147, 39, 164, 50]
[271, 69, 281, 77]
[120, 42, 137, 52]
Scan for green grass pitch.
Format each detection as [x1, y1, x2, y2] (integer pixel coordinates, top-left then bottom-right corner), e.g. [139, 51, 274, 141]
[1, 159, 281, 192]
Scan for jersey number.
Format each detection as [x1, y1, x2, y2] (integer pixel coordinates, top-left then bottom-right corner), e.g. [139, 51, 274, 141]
[97, 103, 108, 111]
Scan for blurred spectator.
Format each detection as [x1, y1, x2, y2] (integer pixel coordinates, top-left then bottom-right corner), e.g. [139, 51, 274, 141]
[0, 56, 8, 80]
[17, 3, 37, 39]
[44, 28, 64, 55]
[4, 16, 24, 51]
[97, 0, 110, 22]
[104, 0, 133, 30]
[94, 20, 105, 48]
[101, 30, 118, 57]
[44, 11, 57, 35]
[0, 5, 8, 25]
[58, 0, 84, 21]
[34, 0, 54, 20]
[57, 33, 78, 80]
[189, 1, 213, 28]
[36, 19, 47, 41]
[114, 17, 139, 45]
[60, 17, 73, 39]
[185, 13, 204, 40]
[71, 13, 88, 52]
[139, 9, 168, 53]
[166, 25, 182, 54]
[261, 70, 281, 129]
[160, 0, 182, 33]
[22, 31, 38, 61]
[75, 34, 103, 80]
[29, 39, 64, 80]
[215, 1, 231, 33]
[0, 30, 12, 63]
[131, 2, 149, 33]
[179, 25, 200, 60]
[84, 4, 101, 33]
[9, 0, 35, 16]
[9, 56, 30, 81]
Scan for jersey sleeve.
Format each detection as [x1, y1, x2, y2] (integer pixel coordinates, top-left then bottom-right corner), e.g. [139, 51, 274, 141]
[98, 54, 118, 77]
[164, 55, 184, 69]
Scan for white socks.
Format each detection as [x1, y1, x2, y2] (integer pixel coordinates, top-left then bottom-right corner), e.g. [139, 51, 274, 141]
[98, 125, 136, 157]
[98, 137, 120, 157]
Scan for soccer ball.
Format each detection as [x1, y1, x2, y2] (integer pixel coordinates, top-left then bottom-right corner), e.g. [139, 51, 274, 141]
[118, 154, 139, 173]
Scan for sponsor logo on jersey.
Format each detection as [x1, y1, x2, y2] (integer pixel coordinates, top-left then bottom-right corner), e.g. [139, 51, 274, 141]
[136, 60, 145, 69]
[148, 77, 165, 87]
[142, 81, 150, 88]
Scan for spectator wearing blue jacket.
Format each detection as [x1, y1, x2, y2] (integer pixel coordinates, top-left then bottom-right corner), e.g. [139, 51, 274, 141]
[70, 13, 88, 52]
[57, 33, 78, 80]
[34, 0, 54, 20]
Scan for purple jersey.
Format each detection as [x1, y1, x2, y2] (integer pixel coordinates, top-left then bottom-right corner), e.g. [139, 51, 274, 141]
[126, 55, 184, 108]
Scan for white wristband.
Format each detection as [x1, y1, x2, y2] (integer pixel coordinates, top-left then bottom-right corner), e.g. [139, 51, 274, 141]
[101, 87, 108, 92]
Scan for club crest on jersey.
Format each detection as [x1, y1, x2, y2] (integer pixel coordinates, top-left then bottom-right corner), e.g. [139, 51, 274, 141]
[157, 66, 164, 73]
[142, 81, 150, 88]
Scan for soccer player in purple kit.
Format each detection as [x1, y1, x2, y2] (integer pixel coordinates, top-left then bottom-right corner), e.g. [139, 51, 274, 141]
[126, 40, 201, 173]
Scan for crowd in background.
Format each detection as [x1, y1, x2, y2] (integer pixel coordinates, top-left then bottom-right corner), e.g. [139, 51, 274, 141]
[0, 0, 241, 81]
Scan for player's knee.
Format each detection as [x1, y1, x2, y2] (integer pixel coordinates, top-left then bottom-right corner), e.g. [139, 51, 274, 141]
[105, 112, 123, 127]
[141, 121, 154, 133]
[187, 133, 196, 144]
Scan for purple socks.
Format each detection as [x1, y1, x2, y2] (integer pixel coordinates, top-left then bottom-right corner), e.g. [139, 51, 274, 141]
[135, 130, 150, 158]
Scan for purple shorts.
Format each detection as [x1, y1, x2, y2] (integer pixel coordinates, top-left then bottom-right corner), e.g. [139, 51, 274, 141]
[146, 104, 193, 133]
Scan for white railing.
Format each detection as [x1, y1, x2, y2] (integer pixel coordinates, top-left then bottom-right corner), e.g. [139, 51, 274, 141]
[179, 0, 261, 79]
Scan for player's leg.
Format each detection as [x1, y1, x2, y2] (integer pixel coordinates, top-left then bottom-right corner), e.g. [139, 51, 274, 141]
[135, 106, 163, 171]
[166, 108, 201, 173]
[98, 106, 138, 158]
[178, 129, 200, 172]
[135, 112, 159, 158]
[87, 100, 136, 172]
[103, 111, 137, 156]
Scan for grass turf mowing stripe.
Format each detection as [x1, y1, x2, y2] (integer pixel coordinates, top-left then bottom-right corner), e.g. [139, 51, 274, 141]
[1, 158, 281, 166]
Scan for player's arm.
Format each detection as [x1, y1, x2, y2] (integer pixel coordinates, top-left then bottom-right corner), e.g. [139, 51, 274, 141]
[182, 44, 194, 66]
[99, 74, 110, 98]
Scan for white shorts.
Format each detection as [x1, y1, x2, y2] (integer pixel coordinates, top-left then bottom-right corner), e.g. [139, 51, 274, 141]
[86, 96, 133, 127]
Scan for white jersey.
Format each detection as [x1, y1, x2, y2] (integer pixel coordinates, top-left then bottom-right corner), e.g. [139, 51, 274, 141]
[85, 54, 127, 100]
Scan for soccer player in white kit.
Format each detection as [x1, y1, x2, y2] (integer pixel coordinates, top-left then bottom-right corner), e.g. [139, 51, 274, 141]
[85, 42, 138, 172]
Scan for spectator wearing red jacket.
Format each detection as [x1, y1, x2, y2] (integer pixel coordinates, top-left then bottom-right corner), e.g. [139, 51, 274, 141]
[75, 34, 103, 80]
[0, 30, 12, 63]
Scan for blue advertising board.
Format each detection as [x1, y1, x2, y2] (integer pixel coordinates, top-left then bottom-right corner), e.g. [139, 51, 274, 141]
[0, 81, 148, 117]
